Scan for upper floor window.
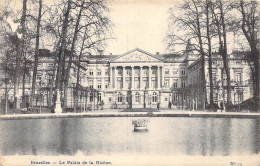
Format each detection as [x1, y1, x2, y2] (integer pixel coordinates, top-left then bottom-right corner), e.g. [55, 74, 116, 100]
[165, 68, 169, 75]
[181, 79, 186, 88]
[118, 70, 122, 76]
[36, 75, 41, 80]
[173, 80, 177, 88]
[97, 80, 102, 89]
[89, 69, 93, 76]
[235, 73, 242, 84]
[236, 60, 241, 64]
[126, 70, 131, 76]
[164, 79, 169, 88]
[152, 69, 156, 75]
[105, 69, 109, 76]
[97, 70, 102, 76]
[105, 80, 109, 89]
[181, 69, 186, 75]
[173, 70, 178, 74]
[134, 69, 140, 76]
[89, 80, 93, 89]
[143, 70, 148, 76]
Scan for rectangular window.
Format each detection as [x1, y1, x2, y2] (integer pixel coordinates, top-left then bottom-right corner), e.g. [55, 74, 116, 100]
[165, 68, 169, 75]
[152, 69, 156, 75]
[126, 70, 131, 76]
[173, 80, 177, 88]
[118, 70, 122, 76]
[181, 79, 186, 88]
[89, 80, 93, 89]
[105, 69, 108, 76]
[97, 80, 102, 89]
[212, 72, 216, 85]
[164, 79, 169, 88]
[173, 92, 178, 101]
[97, 70, 101, 76]
[117, 77, 123, 89]
[236, 60, 241, 64]
[152, 77, 157, 88]
[36, 75, 41, 80]
[235, 73, 241, 84]
[143, 77, 149, 88]
[181, 69, 186, 75]
[105, 80, 109, 89]
[173, 70, 178, 74]
[126, 78, 131, 89]
[90, 93, 93, 102]
[135, 77, 140, 88]
[89, 69, 93, 76]
[143, 70, 148, 76]
[135, 69, 140, 76]
[98, 93, 102, 102]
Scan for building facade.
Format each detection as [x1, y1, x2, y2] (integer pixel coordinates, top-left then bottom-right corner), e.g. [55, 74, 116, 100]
[81, 48, 252, 110]
[0, 48, 253, 111]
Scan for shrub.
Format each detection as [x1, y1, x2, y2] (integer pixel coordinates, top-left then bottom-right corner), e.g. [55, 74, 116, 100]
[132, 119, 150, 127]
[206, 103, 219, 112]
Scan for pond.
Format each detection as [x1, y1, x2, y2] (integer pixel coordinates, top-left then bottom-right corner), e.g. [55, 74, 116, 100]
[0, 117, 259, 156]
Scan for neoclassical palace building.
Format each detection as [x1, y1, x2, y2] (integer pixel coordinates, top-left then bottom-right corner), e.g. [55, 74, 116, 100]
[78, 48, 252, 109]
[0, 47, 252, 110]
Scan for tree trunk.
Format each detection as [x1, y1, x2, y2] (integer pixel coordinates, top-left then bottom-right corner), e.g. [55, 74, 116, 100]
[63, 2, 84, 110]
[55, 0, 72, 112]
[22, 57, 27, 103]
[206, 0, 214, 105]
[74, 28, 87, 112]
[30, 0, 42, 112]
[192, 0, 206, 110]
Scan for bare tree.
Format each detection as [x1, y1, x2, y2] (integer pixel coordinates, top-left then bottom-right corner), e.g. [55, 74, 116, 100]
[30, 0, 42, 112]
[210, 0, 233, 106]
[238, 0, 259, 99]
[166, 0, 208, 109]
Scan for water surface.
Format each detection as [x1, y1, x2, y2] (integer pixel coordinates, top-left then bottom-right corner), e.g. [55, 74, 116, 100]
[0, 117, 259, 156]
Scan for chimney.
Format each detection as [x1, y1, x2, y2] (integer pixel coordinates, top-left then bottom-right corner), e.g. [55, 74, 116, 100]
[109, 53, 112, 55]
[156, 52, 160, 55]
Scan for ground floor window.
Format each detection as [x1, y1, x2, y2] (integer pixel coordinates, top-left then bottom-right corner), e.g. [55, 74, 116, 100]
[118, 93, 122, 102]
[152, 92, 157, 102]
[173, 92, 178, 101]
[135, 92, 140, 103]
[90, 93, 93, 102]
[98, 92, 102, 102]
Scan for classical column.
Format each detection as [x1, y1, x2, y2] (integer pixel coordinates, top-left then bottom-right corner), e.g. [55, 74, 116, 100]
[140, 66, 143, 89]
[148, 66, 152, 89]
[122, 66, 126, 89]
[161, 66, 165, 87]
[114, 66, 117, 89]
[157, 66, 160, 89]
[131, 66, 134, 89]
[110, 66, 112, 88]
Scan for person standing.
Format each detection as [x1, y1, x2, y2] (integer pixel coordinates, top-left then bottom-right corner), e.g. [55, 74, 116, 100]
[220, 101, 224, 112]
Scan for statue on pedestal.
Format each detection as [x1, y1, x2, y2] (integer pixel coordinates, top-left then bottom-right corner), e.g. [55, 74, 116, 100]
[54, 90, 62, 113]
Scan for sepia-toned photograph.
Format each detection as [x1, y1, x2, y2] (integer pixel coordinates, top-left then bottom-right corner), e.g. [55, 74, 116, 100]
[0, 0, 259, 165]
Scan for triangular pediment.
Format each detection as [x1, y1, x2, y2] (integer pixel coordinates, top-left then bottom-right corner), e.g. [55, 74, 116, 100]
[113, 48, 162, 62]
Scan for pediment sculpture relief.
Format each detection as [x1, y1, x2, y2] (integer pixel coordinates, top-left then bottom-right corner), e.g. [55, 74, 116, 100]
[115, 52, 160, 62]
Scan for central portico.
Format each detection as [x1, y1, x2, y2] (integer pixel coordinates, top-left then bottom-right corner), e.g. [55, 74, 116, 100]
[84, 48, 189, 109]
[110, 48, 164, 90]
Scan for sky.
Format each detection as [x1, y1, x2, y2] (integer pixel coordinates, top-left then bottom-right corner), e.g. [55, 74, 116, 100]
[105, 0, 178, 55]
